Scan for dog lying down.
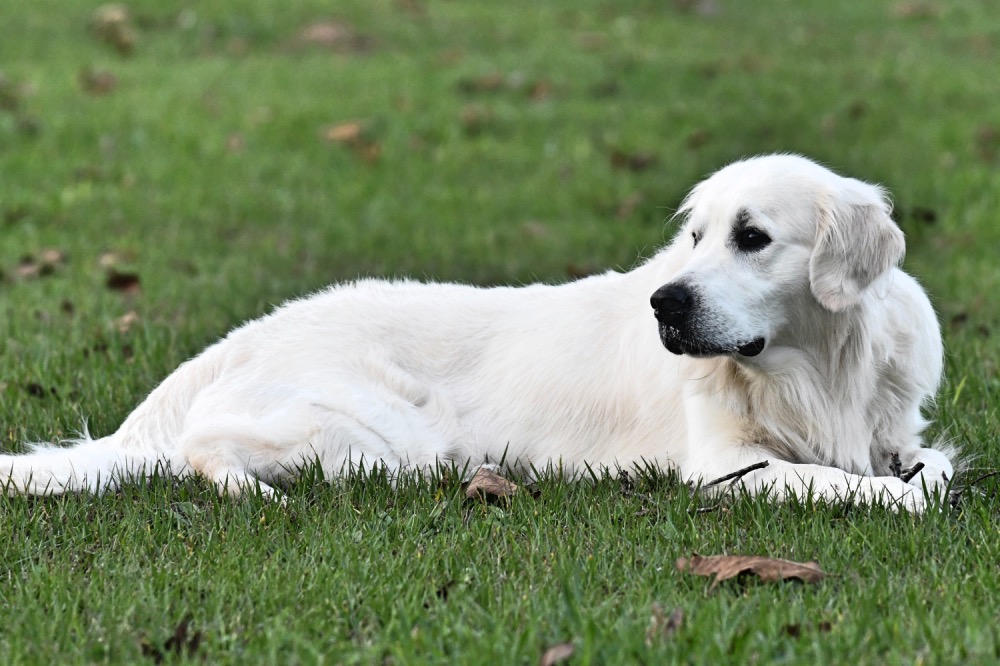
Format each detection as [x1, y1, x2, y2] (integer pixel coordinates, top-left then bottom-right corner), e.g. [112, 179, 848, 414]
[3, 154, 955, 511]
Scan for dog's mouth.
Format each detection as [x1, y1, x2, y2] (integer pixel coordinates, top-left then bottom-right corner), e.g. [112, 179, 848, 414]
[658, 324, 766, 358]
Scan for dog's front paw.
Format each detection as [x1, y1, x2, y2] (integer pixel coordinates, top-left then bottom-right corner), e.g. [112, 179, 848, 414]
[900, 448, 953, 492]
[867, 476, 927, 513]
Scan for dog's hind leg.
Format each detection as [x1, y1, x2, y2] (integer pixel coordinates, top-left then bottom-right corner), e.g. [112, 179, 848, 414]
[176, 384, 455, 496]
[177, 408, 340, 500]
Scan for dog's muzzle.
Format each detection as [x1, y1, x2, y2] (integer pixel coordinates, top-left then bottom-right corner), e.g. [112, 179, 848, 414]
[650, 284, 766, 358]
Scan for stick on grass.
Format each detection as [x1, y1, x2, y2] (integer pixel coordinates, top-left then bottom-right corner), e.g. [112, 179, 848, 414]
[702, 461, 770, 489]
[900, 462, 925, 484]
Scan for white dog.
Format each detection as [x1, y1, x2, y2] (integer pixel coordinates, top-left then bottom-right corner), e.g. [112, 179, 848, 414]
[3, 154, 955, 511]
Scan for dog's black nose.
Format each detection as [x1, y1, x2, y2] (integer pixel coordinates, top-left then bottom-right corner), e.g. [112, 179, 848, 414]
[650, 284, 691, 321]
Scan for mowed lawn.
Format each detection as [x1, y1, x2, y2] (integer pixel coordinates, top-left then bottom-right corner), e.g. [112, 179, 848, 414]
[1, 1, 999, 663]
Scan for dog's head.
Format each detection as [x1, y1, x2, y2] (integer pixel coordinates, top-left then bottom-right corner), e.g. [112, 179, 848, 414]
[651, 154, 904, 359]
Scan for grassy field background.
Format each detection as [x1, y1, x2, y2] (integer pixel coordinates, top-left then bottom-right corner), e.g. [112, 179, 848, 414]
[1, 0, 999, 663]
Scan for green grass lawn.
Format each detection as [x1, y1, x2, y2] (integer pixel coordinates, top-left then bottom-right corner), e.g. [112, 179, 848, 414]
[2, 0, 999, 663]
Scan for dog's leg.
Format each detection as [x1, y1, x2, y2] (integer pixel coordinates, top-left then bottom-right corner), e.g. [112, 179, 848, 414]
[687, 446, 929, 512]
[897, 446, 955, 491]
[176, 384, 458, 494]
[179, 427, 283, 500]
[732, 459, 929, 512]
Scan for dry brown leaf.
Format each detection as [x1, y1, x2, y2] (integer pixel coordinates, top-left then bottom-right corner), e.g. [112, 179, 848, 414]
[459, 104, 494, 136]
[890, 2, 938, 19]
[90, 4, 137, 56]
[521, 220, 551, 239]
[39, 248, 67, 265]
[576, 32, 607, 51]
[115, 310, 139, 333]
[297, 20, 374, 53]
[566, 263, 597, 280]
[456, 72, 505, 95]
[14, 249, 66, 279]
[0, 73, 22, 112]
[323, 121, 364, 143]
[974, 125, 1000, 163]
[98, 251, 127, 268]
[465, 466, 517, 501]
[355, 142, 381, 163]
[539, 642, 574, 666]
[676, 554, 826, 589]
[528, 80, 553, 101]
[106, 267, 141, 294]
[322, 121, 381, 163]
[79, 67, 118, 95]
[615, 192, 643, 220]
[395, 0, 427, 17]
[645, 603, 683, 646]
[609, 149, 658, 172]
[15, 260, 41, 279]
[142, 614, 203, 664]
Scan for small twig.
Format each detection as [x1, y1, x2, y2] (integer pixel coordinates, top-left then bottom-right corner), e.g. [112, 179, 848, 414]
[702, 461, 770, 490]
[890, 453, 902, 478]
[899, 462, 925, 484]
[964, 469, 1000, 489]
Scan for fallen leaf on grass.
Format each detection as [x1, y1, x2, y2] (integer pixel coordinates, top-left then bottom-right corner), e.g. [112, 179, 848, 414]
[566, 263, 597, 280]
[396, 0, 427, 17]
[106, 267, 141, 294]
[456, 72, 554, 102]
[645, 603, 683, 645]
[464, 466, 517, 501]
[974, 125, 1000, 163]
[90, 4, 137, 56]
[25, 382, 57, 399]
[98, 250, 131, 268]
[520, 220, 551, 239]
[164, 615, 202, 656]
[322, 121, 381, 163]
[676, 554, 826, 589]
[671, 0, 723, 16]
[140, 614, 203, 664]
[78, 67, 118, 95]
[686, 128, 711, 149]
[539, 642, 574, 666]
[909, 206, 938, 224]
[296, 20, 375, 53]
[0, 73, 24, 112]
[459, 104, 495, 136]
[115, 310, 139, 333]
[615, 192, 644, 220]
[609, 149, 658, 172]
[323, 121, 364, 143]
[784, 620, 833, 638]
[456, 72, 505, 95]
[890, 2, 939, 19]
[14, 249, 67, 279]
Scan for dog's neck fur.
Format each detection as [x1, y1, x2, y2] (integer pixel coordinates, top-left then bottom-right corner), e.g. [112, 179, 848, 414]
[693, 294, 891, 474]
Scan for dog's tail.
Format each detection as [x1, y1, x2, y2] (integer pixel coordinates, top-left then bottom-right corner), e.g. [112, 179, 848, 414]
[3, 342, 226, 496]
[0, 432, 162, 495]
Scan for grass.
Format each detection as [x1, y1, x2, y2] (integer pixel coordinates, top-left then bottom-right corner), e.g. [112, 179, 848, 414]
[1, 0, 999, 663]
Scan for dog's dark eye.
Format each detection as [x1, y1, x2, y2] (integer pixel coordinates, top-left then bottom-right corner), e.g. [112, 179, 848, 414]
[692, 231, 700, 248]
[735, 227, 771, 251]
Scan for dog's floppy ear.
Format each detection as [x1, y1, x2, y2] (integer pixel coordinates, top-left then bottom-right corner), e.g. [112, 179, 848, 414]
[809, 179, 905, 312]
